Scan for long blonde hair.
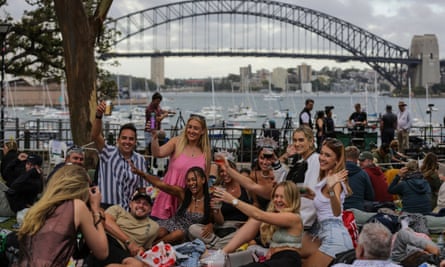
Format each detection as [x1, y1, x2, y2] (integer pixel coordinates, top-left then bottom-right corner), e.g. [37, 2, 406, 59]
[260, 181, 301, 245]
[18, 165, 91, 240]
[176, 115, 211, 173]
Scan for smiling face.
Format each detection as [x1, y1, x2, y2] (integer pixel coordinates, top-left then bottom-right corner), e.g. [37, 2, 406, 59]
[129, 197, 152, 219]
[257, 148, 273, 171]
[272, 185, 288, 212]
[117, 128, 137, 156]
[292, 130, 313, 157]
[186, 170, 205, 195]
[319, 145, 338, 172]
[186, 118, 205, 143]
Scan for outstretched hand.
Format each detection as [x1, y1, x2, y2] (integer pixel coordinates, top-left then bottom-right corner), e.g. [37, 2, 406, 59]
[326, 169, 348, 189]
[214, 187, 235, 204]
[128, 160, 144, 176]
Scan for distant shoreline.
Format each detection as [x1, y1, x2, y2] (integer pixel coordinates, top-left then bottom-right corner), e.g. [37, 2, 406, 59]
[5, 86, 444, 107]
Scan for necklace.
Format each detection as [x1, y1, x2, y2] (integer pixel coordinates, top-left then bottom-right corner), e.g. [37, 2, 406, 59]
[192, 196, 204, 209]
[261, 170, 270, 178]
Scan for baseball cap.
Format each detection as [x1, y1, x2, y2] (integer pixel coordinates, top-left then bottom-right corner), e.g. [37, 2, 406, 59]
[131, 187, 152, 204]
[398, 101, 407, 106]
[27, 154, 43, 166]
[358, 151, 374, 161]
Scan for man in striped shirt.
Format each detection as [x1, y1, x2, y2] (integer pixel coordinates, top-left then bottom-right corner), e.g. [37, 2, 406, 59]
[92, 101, 149, 210]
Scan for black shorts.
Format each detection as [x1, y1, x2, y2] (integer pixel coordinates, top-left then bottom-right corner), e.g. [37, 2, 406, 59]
[87, 234, 131, 266]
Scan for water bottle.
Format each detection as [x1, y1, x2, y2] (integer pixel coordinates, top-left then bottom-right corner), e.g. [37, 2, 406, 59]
[150, 112, 156, 129]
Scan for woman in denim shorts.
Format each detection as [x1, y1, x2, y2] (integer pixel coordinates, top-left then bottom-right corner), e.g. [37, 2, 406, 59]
[300, 138, 354, 267]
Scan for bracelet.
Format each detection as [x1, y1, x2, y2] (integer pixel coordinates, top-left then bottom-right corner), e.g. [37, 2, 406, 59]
[95, 114, 103, 119]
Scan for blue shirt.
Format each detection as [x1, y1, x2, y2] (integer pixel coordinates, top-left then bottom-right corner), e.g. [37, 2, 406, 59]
[98, 144, 148, 210]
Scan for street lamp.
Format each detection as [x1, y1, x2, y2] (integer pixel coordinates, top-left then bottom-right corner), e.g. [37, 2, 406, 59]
[0, 23, 11, 146]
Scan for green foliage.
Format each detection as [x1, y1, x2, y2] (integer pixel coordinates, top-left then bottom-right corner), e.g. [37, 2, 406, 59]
[5, 0, 116, 97]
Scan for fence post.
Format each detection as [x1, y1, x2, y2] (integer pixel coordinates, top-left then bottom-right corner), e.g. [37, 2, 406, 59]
[24, 129, 30, 149]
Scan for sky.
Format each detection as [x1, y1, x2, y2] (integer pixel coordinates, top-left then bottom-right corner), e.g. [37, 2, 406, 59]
[2, 0, 444, 79]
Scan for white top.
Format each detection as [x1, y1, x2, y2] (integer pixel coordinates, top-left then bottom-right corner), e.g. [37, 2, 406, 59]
[300, 152, 320, 227]
[397, 110, 411, 131]
[313, 178, 347, 222]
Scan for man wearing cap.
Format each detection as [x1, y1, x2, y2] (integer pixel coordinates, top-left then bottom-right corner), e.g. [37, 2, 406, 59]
[88, 188, 159, 266]
[0, 154, 43, 216]
[380, 105, 397, 145]
[397, 101, 411, 153]
[358, 151, 393, 203]
[46, 145, 85, 183]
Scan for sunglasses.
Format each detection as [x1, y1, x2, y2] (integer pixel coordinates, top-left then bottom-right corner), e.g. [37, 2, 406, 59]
[67, 145, 84, 155]
[189, 113, 206, 121]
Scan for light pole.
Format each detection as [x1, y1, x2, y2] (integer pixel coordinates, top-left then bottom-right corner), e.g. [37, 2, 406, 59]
[0, 24, 11, 146]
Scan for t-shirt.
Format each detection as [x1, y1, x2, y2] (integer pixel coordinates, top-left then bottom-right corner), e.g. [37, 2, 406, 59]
[106, 205, 159, 250]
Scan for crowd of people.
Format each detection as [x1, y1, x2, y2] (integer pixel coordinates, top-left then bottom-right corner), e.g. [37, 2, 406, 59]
[0, 93, 444, 267]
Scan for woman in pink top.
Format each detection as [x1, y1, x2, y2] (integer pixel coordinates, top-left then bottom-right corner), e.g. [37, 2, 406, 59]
[150, 114, 211, 219]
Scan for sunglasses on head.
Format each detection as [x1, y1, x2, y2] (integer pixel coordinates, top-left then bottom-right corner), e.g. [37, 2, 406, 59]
[67, 145, 84, 155]
[189, 113, 206, 121]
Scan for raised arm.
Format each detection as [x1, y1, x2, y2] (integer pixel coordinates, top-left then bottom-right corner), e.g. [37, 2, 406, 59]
[225, 165, 273, 200]
[215, 188, 300, 228]
[151, 134, 177, 158]
[326, 169, 348, 217]
[130, 162, 184, 201]
[91, 101, 106, 152]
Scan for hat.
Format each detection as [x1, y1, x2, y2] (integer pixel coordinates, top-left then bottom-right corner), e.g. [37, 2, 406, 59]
[27, 154, 43, 166]
[398, 101, 407, 106]
[131, 188, 152, 204]
[358, 151, 374, 161]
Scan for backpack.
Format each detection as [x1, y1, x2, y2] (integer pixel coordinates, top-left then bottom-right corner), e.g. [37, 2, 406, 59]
[400, 213, 429, 235]
[366, 213, 400, 233]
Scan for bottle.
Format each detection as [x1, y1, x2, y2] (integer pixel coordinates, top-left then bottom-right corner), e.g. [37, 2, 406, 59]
[150, 112, 156, 129]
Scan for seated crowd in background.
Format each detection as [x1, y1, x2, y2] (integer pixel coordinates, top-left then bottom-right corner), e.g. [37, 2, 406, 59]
[1, 117, 445, 266]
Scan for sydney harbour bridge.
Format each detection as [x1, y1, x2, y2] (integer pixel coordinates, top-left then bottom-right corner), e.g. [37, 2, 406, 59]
[102, 0, 438, 89]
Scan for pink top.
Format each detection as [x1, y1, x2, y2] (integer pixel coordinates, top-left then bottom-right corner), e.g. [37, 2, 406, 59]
[151, 153, 206, 219]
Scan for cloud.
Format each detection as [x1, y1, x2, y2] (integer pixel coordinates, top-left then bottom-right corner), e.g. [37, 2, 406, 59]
[4, 0, 444, 79]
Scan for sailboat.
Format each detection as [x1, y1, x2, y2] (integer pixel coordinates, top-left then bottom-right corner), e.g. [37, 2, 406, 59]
[196, 78, 223, 125]
[264, 74, 283, 101]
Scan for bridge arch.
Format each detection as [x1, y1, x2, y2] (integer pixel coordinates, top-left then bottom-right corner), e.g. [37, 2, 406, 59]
[107, 0, 418, 88]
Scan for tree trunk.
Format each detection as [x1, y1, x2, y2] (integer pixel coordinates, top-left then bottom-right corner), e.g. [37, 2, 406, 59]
[53, 0, 112, 167]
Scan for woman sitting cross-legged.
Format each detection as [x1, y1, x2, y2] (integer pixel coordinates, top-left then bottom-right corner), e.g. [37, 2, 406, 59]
[189, 161, 254, 249]
[131, 165, 212, 244]
[214, 181, 303, 267]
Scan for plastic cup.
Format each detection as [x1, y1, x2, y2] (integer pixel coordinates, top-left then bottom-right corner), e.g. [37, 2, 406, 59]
[211, 186, 225, 209]
[104, 100, 112, 116]
[214, 152, 227, 165]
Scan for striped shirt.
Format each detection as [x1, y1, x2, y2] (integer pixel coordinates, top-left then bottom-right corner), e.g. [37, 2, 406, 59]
[98, 144, 149, 210]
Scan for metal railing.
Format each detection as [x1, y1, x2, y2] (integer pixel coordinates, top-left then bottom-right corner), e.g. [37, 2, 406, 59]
[2, 117, 445, 164]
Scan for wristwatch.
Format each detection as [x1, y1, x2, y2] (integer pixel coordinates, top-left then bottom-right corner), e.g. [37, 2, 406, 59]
[231, 198, 239, 207]
[328, 190, 336, 197]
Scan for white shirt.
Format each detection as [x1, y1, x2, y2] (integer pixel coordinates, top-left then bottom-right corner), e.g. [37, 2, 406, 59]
[300, 152, 320, 227]
[397, 110, 411, 131]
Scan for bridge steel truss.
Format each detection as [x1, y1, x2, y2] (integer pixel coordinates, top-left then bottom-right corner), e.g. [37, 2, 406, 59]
[105, 0, 421, 89]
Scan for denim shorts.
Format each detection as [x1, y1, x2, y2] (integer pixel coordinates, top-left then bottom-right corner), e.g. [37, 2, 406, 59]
[317, 218, 353, 258]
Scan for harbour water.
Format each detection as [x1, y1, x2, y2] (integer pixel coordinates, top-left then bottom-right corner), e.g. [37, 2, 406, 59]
[132, 91, 444, 128]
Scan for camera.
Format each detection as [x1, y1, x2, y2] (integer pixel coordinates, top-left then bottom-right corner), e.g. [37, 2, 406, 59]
[428, 104, 435, 107]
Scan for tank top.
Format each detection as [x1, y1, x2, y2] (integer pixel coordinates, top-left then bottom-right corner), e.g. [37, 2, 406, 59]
[269, 227, 302, 248]
[18, 200, 76, 267]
